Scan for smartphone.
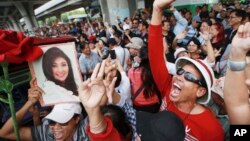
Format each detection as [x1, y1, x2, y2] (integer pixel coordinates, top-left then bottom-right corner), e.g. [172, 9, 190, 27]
[109, 50, 116, 59]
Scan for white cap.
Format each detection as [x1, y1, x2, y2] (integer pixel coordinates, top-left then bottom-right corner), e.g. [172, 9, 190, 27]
[175, 57, 214, 105]
[44, 103, 82, 123]
[174, 48, 187, 59]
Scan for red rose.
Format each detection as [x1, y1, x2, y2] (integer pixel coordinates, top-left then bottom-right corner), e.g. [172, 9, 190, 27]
[0, 30, 43, 64]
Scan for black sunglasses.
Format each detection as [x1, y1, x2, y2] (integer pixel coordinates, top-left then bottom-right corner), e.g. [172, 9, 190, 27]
[48, 114, 79, 126]
[48, 120, 70, 126]
[176, 68, 204, 87]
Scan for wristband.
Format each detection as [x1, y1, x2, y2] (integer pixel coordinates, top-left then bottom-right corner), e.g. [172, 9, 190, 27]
[227, 59, 247, 71]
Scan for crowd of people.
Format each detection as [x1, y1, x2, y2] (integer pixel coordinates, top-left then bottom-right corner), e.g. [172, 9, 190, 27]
[1, 0, 250, 140]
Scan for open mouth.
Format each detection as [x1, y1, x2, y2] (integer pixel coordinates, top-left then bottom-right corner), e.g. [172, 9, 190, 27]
[171, 83, 182, 97]
[53, 130, 64, 140]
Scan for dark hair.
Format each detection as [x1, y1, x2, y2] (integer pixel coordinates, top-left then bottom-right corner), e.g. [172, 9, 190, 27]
[80, 42, 89, 50]
[136, 47, 161, 99]
[113, 31, 123, 38]
[230, 9, 247, 22]
[99, 22, 105, 28]
[187, 37, 201, 48]
[107, 38, 117, 46]
[202, 19, 212, 26]
[114, 70, 122, 87]
[42, 47, 78, 95]
[101, 105, 131, 137]
[139, 20, 149, 29]
[111, 25, 119, 33]
[123, 17, 128, 22]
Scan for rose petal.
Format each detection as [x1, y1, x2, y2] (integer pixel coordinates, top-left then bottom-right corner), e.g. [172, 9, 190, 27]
[0, 54, 5, 62]
[0, 39, 18, 53]
[5, 54, 25, 64]
[23, 46, 43, 62]
[0, 30, 43, 64]
[2, 31, 18, 44]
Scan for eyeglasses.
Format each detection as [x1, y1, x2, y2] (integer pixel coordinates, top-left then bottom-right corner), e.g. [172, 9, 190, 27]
[48, 120, 70, 126]
[176, 68, 204, 86]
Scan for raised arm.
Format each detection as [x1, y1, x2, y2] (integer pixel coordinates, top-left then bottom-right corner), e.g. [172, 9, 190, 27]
[0, 78, 43, 140]
[200, 31, 216, 64]
[148, 0, 175, 96]
[224, 23, 250, 124]
[78, 60, 122, 141]
[171, 6, 188, 26]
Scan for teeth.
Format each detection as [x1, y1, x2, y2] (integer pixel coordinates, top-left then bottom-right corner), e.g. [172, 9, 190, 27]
[53, 131, 63, 140]
[173, 83, 181, 90]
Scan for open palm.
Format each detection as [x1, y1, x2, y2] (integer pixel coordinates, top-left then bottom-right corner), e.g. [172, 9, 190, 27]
[79, 62, 106, 109]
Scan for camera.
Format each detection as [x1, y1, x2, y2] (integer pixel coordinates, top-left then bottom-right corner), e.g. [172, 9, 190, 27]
[102, 50, 116, 59]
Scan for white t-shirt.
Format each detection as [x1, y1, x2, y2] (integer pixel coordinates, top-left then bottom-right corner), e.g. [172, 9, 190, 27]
[112, 46, 130, 70]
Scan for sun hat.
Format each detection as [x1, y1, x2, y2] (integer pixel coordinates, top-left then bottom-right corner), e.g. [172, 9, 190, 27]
[174, 47, 187, 59]
[136, 110, 185, 141]
[44, 103, 82, 123]
[175, 57, 215, 105]
[125, 37, 144, 49]
[99, 37, 108, 44]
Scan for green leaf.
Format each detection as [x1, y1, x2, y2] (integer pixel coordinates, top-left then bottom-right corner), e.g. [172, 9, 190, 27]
[0, 79, 14, 93]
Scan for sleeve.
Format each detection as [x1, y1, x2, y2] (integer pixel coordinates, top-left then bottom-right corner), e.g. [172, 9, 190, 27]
[173, 10, 188, 26]
[79, 57, 87, 73]
[148, 24, 173, 98]
[95, 53, 101, 62]
[31, 124, 52, 141]
[86, 117, 122, 141]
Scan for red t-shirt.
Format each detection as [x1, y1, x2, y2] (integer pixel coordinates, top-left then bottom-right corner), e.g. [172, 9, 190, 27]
[128, 67, 159, 106]
[148, 24, 224, 141]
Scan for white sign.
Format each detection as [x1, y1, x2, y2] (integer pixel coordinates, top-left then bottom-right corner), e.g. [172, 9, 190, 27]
[173, 0, 219, 6]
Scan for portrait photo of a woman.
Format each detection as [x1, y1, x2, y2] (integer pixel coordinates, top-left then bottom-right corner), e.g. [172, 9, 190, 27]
[42, 47, 78, 95]
[29, 42, 82, 106]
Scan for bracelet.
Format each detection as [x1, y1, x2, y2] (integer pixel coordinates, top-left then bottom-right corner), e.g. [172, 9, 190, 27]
[227, 59, 247, 71]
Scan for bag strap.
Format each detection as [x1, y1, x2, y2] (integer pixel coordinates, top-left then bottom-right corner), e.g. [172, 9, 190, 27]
[122, 48, 126, 67]
[132, 84, 144, 101]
